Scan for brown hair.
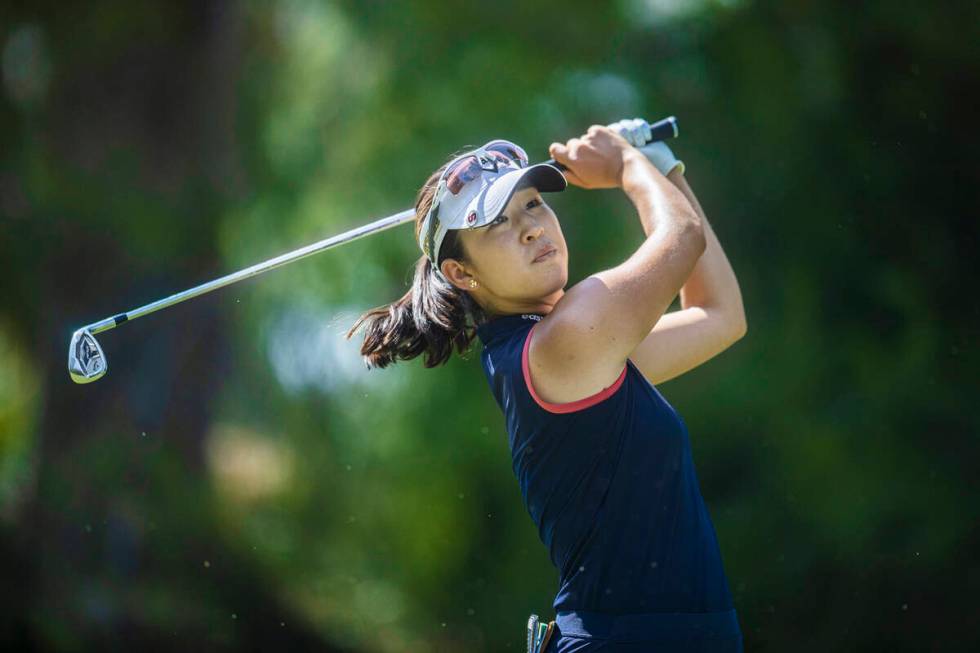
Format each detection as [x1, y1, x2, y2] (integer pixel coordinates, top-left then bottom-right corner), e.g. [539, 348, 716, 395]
[345, 159, 489, 369]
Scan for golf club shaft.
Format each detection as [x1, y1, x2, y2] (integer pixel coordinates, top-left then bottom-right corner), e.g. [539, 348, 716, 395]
[78, 116, 677, 336]
[83, 208, 417, 336]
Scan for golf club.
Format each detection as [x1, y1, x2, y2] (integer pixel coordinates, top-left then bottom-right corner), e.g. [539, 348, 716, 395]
[68, 116, 679, 384]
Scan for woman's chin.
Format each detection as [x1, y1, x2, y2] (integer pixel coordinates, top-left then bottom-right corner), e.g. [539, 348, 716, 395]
[527, 266, 567, 295]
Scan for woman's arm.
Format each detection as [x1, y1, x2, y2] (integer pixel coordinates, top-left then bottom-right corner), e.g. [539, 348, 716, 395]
[526, 128, 706, 405]
[671, 175, 746, 325]
[627, 171, 747, 386]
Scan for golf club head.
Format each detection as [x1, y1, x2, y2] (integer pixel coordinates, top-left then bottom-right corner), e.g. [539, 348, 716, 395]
[68, 329, 107, 384]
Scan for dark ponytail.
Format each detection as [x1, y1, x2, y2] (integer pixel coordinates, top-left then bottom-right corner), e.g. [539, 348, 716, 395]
[346, 162, 488, 369]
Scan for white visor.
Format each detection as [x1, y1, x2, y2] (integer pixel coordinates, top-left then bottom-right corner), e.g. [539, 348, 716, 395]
[419, 145, 566, 280]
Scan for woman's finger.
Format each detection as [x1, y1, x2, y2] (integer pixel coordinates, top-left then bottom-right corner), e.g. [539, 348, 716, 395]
[562, 168, 589, 188]
[548, 141, 570, 165]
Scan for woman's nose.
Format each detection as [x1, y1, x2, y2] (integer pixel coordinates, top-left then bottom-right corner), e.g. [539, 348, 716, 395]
[523, 225, 543, 242]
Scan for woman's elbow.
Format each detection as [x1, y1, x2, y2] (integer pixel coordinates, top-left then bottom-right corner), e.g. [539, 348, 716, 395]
[675, 220, 707, 267]
[730, 310, 748, 341]
[687, 219, 708, 256]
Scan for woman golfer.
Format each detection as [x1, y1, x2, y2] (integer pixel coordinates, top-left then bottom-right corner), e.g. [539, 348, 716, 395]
[348, 119, 747, 652]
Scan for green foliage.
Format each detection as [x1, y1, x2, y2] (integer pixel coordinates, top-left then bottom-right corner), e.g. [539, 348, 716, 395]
[1, 1, 977, 651]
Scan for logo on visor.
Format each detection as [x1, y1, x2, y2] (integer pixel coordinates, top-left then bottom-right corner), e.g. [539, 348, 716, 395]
[466, 211, 478, 225]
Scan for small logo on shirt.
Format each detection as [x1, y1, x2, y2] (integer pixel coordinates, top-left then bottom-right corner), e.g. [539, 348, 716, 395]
[521, 314, 542, 321]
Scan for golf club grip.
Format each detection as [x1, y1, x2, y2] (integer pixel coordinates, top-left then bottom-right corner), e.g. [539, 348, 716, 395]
[543, 116, 678, 172]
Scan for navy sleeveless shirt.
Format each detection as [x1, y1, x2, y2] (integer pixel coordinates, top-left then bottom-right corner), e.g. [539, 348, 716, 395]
[476, 312, 736, 616]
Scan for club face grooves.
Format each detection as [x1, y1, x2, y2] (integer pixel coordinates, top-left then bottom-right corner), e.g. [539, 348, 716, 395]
[68, 330, 107, 384]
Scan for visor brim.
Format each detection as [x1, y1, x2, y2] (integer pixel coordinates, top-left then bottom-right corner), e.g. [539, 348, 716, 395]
[456, 163, 567, 231]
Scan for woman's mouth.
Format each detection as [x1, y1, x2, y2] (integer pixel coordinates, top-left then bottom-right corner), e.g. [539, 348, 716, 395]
[533, 247, 557, 263]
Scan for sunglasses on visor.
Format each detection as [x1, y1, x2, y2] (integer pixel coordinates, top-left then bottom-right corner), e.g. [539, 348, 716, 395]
[441, 140, 529, 195]
[422, 139, 530, 264]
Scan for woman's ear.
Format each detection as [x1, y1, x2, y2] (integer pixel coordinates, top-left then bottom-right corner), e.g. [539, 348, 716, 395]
[440, 258, 475, 291]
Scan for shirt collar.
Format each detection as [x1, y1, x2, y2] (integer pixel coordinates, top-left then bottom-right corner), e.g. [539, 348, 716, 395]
[476, 312, 544, 345]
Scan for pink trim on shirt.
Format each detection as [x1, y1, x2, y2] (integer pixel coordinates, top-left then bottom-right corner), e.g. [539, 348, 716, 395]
[522, 323, 628, 414]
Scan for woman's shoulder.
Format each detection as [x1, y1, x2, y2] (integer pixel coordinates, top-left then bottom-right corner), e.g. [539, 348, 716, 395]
[507, 295, 633, 406]
[481, 318, 630, 417]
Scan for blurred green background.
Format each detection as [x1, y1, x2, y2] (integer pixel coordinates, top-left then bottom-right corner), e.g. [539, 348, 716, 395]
[1, 1, 977, 651]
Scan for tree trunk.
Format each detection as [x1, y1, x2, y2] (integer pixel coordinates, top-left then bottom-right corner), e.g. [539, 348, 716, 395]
[0, 2, 351, 650]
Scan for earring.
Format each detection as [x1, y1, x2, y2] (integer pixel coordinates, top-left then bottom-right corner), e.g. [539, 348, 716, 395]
[469, 279, 478, 289]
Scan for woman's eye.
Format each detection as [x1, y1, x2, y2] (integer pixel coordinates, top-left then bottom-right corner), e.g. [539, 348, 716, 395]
[491, 215, 508, 227]
[526, 198, 542, 210]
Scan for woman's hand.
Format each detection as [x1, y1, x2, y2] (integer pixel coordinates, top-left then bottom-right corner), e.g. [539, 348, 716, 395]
[548, 125, 637, 190]
[608, 117, 685, 177]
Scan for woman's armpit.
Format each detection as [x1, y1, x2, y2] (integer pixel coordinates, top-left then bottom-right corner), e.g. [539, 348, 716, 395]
[521, 323, 627, 414]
